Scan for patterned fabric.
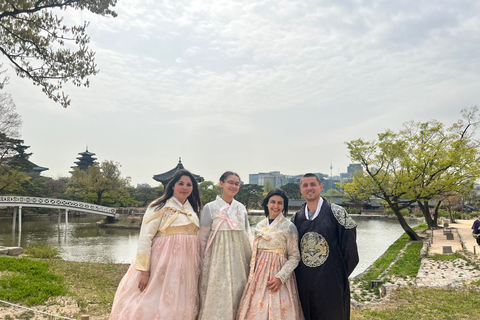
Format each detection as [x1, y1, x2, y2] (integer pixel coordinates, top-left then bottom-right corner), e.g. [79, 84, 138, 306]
[293, 199, 359, 320]
[135, 198, 198, 271]
[199, 230, 252, 320]
[236, 216, 304, 320]
[109, 231, 201, 320]
[236, 251, 304, 320]
[331, 203, 357, 229]
[252, 215, 301, 283]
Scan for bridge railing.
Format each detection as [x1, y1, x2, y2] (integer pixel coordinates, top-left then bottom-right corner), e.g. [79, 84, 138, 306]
[0, 196, 116, 217]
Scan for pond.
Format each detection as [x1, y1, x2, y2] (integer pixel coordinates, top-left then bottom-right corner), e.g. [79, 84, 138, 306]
[0, 214, 421, 277]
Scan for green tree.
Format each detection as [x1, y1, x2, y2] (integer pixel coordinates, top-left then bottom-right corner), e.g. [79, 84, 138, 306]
[337, 179, 371, 212]
[199, 181, 221, 205]
[279, 182, 302, 199]
[130, 185, 164, 207]
[263, 181, 273, 193]
[235, 184, 264, 210]
[0, 135, 31, 195]
[0, 0, 117, 107]
[67, 160, 130, 206]
[345, 107, 480, 240]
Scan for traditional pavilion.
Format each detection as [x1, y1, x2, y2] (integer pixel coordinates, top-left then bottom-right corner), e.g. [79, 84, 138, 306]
[70, 147, 97, 172]
[153, 158, 204, 186]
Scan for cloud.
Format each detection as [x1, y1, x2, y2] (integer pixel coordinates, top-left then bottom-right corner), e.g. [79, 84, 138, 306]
[2, 0, 479, 184]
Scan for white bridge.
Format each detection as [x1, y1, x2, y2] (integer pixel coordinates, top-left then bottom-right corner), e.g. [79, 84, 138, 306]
[0, 196, 117, 244]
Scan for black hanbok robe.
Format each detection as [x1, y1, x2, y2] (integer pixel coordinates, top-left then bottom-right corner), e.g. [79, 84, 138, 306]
[293, 199, 359, 320]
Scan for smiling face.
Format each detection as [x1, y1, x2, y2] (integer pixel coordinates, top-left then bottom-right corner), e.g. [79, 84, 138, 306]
[300, 176, 323, 203]
[267, 195, 285, 220]
[219, 174, 240, 199]
[172, 175, 193, 204]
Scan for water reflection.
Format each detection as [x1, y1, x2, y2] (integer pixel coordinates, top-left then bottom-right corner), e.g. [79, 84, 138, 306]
[0, 215, 420, 277]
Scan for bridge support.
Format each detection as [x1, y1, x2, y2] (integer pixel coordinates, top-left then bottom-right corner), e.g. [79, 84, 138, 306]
[65, 209, 69, 234]
[12, 207, 17, 232]
[18, 206, 22, 234]
[18, 206, 22, 247]
[58, 209, 61, 229]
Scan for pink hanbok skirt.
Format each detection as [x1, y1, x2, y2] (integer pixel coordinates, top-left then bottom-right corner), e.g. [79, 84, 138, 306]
[109, 234, 200, 320]
[237, 250, 304, 320]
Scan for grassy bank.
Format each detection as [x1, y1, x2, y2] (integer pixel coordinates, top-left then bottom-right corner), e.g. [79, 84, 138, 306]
[0, 246, 128, 319]
[2, 233, 480, 319]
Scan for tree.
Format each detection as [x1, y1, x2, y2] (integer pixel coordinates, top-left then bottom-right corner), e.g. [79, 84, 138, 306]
[345, 107, 480, 240]
[130, 184, 164, 207]
[263, 181, 273, 193]
[0, 0, 117, 107]
[235, 184, 264, 210]
[199, 181, 221, 205]
[0, 135, 31, 195]
[280, 182, 302, 199]
[337, 179, 371, 212]
[0, 93, 21, 138]
[67, 160, 130, 205]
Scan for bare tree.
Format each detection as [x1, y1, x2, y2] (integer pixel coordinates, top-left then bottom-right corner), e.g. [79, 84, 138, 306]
[0, 92, 21, 138]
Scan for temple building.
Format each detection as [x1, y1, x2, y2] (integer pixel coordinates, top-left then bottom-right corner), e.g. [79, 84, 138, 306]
[70, 148, 97, 172]
[153, 158, 204, 186]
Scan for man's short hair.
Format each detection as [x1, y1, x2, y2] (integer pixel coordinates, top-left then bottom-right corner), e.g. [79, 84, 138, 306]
[301, 173, 322, 185]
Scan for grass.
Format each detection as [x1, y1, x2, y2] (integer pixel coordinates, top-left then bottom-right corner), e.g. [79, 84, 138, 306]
[353, 223, 428, 296]
[47, 259, 129, 316]
[0, 257, 66, 306]
[388, 241, 423, 278]
[24, 244, 62, 259]
[352, 287, 480, 319]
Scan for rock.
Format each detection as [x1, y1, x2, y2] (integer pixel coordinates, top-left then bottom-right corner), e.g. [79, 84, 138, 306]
[6, 247, 23, 256]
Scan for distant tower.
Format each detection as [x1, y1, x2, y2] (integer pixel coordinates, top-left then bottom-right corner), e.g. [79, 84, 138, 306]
[70, 147, 97, 172]
[330, 160, 334, 190]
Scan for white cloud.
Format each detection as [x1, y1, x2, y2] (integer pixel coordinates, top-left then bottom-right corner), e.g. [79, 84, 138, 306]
[2, 0, 479, 185]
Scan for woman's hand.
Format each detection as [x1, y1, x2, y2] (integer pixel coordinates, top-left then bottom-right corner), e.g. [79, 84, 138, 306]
[138, 272, 150, 291]
[267, 276, 282, 292]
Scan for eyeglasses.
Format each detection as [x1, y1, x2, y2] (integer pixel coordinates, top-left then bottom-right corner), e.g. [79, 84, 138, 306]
[226, 180, 240, 187]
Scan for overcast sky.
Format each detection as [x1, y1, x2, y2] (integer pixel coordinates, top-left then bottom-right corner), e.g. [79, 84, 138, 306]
[2, 0, 479, 186]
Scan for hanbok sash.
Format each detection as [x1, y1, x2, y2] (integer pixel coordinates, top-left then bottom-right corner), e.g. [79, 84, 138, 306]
[247, 214, 284, 282]
[204, 204, 237, 256]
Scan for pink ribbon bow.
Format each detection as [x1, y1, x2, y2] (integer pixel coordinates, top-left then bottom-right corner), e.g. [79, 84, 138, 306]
[204, 204, 237, 256]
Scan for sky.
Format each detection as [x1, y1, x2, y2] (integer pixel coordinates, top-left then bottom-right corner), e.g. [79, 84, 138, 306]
[1, 0, 480, 186]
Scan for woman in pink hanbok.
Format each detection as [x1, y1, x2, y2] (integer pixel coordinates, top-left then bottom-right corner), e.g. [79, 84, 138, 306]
[109, 169, 202, 320]
[237, 188, 304, 320]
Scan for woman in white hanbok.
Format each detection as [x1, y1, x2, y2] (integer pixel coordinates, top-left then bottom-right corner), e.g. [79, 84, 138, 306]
[109, 169, 202, 320]
[198, 171, 252, 320]
[237, 188, 304, 320]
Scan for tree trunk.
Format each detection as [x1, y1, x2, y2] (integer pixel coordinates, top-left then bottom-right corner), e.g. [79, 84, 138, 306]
[433, 201, 441, 227]
[392, 206, 421, 240]
[418, 201, 435, 229]
[449, 209, 457, 223]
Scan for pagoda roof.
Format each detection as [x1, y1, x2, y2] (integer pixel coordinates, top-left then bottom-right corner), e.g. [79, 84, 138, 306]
[153, 158, 204, 185]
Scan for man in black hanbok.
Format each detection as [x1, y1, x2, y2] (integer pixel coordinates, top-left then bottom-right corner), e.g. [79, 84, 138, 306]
[292, 173, 359, 320]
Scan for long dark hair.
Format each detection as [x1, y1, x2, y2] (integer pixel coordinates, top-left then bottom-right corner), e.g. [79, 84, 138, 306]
[149, 169, 202, 214]
[262, 188, 289, 217]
